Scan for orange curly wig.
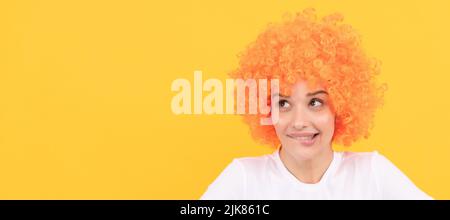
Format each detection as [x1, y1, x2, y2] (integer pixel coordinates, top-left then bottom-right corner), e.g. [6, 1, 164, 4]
[229, 8, 386, 147]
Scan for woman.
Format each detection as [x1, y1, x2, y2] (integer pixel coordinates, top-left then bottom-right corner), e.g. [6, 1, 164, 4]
[201, 9, 432, 200]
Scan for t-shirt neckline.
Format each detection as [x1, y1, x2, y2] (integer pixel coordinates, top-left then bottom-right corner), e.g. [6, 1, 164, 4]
[272, 147, 342, 191]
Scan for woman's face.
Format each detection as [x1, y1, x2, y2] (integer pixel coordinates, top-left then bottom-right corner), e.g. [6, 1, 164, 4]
[272, 81, 335, 160]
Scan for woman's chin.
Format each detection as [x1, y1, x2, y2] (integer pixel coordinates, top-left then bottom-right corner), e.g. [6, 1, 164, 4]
[284, 143, 322, 160]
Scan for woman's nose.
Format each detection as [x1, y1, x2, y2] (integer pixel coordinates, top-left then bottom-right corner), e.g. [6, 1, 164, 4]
[291, 106, 312, 130]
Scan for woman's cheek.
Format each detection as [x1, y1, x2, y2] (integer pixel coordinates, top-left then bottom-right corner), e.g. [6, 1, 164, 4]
[314, 111, 335, 131]
[273, 112, 290, 132]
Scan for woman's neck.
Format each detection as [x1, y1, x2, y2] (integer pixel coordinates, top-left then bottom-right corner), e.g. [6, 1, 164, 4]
[279, 147, 334, 184]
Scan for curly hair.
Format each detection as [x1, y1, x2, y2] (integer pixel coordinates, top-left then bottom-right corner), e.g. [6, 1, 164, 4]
[229, 8, 386, 147]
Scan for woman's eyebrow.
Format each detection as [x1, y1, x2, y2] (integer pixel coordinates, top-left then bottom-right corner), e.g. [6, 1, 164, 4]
[271, 93, 289, 98]
[306, 90, 328, 96]
[271, 90, 328, 98]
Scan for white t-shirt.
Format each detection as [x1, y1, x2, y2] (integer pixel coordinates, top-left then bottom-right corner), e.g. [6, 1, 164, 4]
[200, 149, 432, 200]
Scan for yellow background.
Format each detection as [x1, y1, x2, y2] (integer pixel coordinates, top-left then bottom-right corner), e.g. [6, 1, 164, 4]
[1, 0, 449, 199]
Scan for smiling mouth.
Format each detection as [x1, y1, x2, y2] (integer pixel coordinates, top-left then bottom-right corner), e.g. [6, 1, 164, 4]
[287, 133, 320, 141]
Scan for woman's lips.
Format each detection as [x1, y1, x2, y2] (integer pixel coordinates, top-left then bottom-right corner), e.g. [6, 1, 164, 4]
[287, 133, 319, 146]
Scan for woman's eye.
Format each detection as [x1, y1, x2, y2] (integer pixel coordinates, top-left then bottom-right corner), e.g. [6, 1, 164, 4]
[278, 100, 290, 108]
[309, 98, 324, 107]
